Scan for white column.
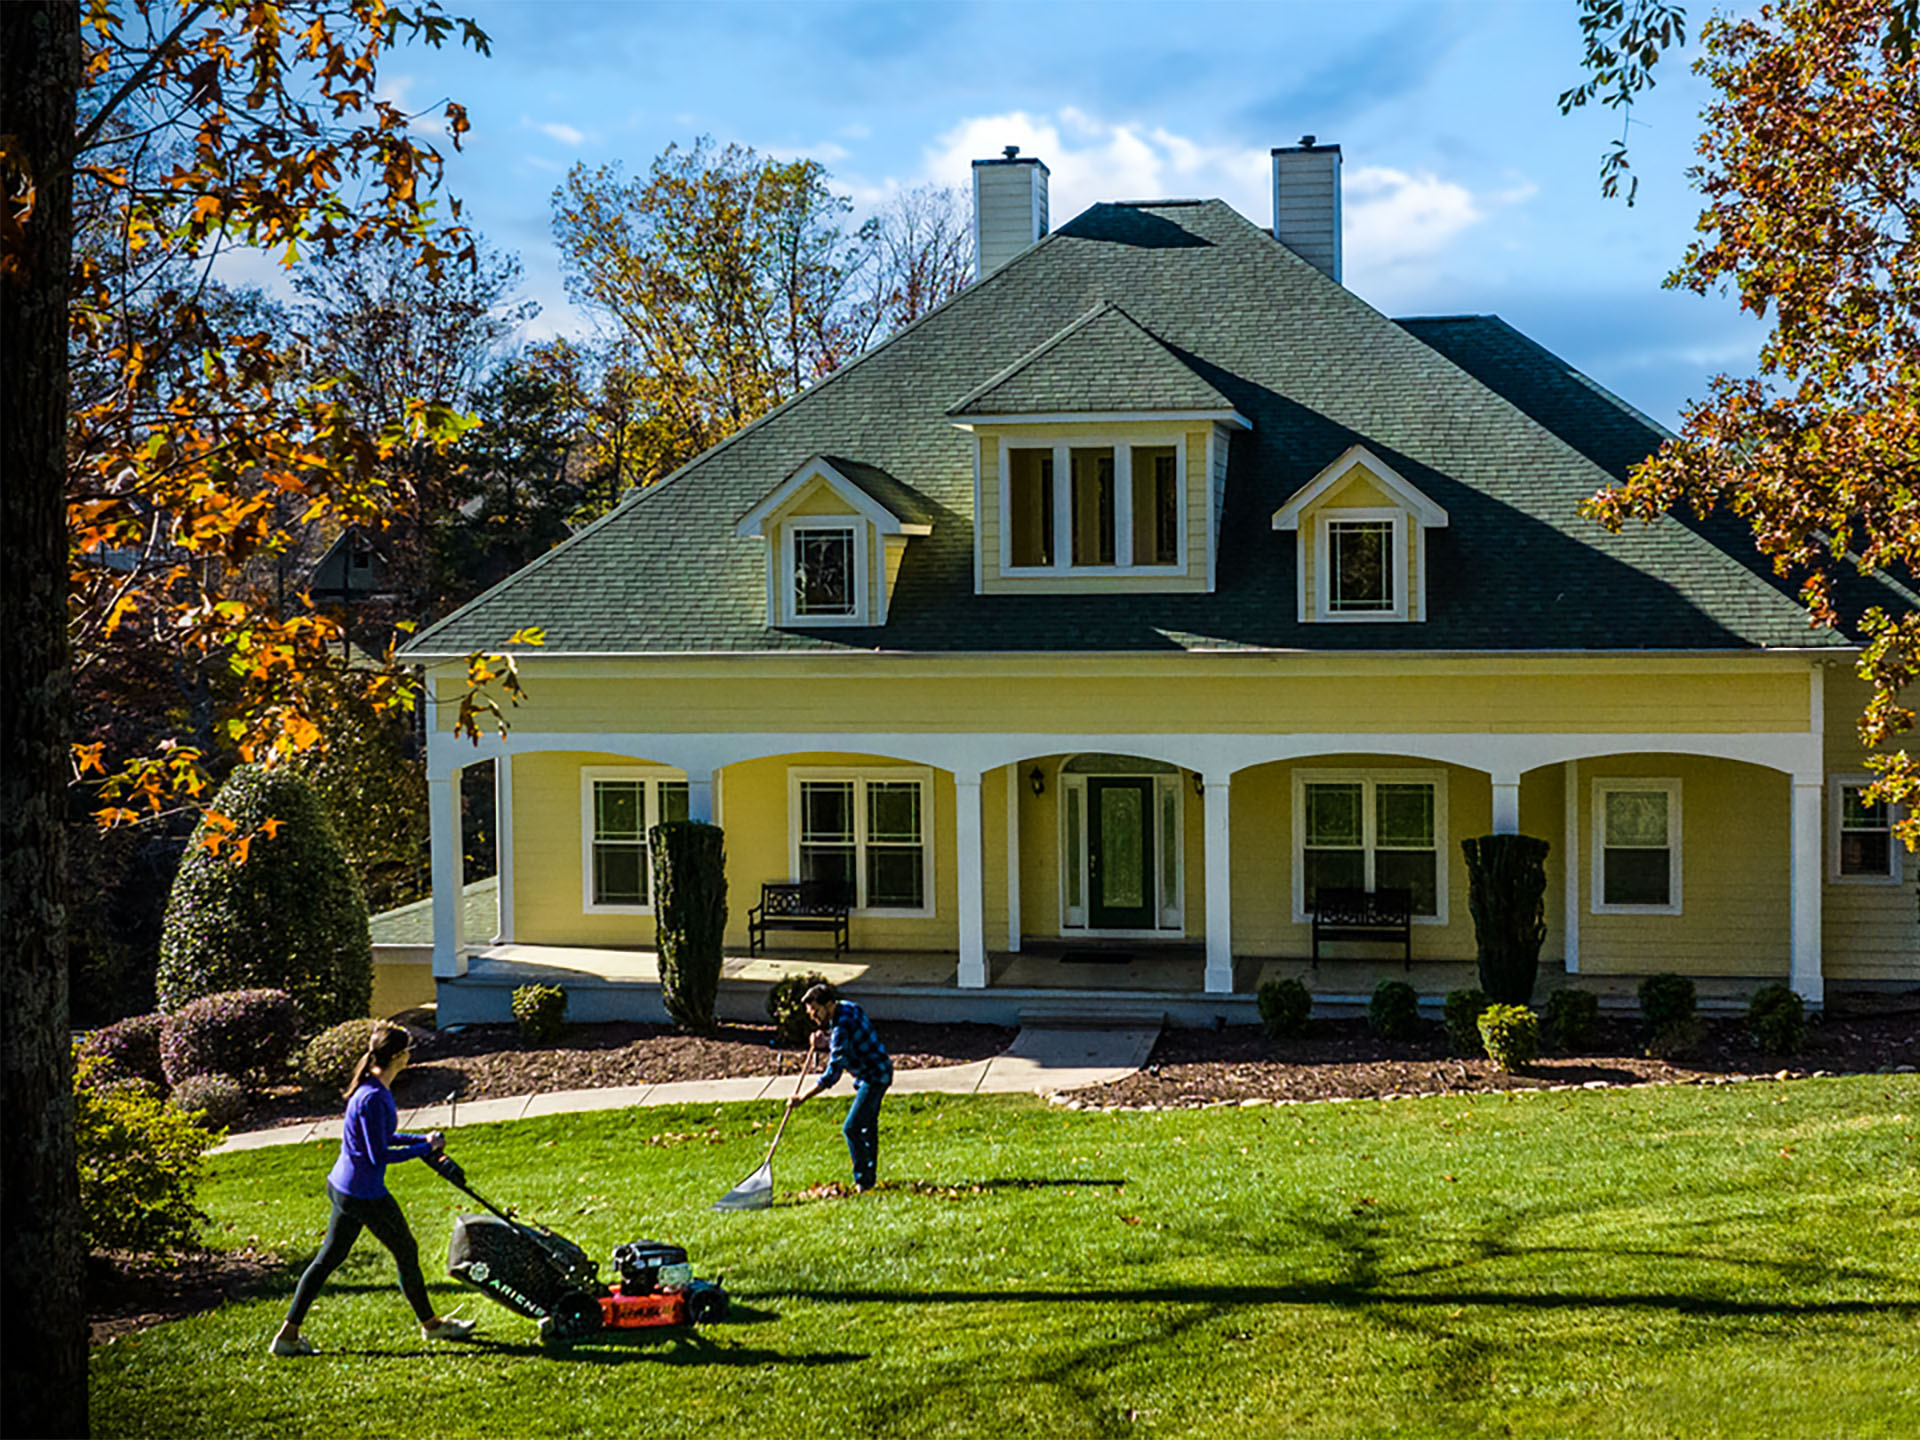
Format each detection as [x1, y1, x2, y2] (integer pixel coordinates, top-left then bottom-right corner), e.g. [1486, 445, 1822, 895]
[955, 773, 988, 989]
[1562, 758, 1580, 973]
[1491, 773, 1521, 835]
[430, 770, 467, 979]
[686, 769, 715, 823]
[1004, 765, 1022, 952]
[1203, 776, 1234, 993]
[493, 757, 514, 944]
[1790, 778, 1824, 1005]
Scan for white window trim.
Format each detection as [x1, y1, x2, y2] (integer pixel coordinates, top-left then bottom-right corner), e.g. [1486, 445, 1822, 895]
[1313, 508, 1409, 623]
[1828, 773, 1905, 885]
[780, 516, 868, 627]
[580, 765, 688, 915]
[998, 433, 1188, 578]
[787, 766, 936, 918]
[1056, 767, 1187, 937]
[1590, 776, 1683, 915]
[1289, 768, 1449, 925]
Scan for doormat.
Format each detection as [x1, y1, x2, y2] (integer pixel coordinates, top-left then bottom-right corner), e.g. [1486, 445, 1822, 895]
[1061, 949, 1134, 964]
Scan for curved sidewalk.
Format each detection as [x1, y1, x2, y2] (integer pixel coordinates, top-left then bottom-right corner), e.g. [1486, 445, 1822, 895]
[213, 1025, 1160, 1156]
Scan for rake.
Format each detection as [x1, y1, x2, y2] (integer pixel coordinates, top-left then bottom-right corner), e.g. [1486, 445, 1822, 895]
[712, 1042, 815, 1211]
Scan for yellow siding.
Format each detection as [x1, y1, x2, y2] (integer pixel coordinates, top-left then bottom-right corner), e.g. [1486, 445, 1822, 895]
[513, 750, 674, 948]
[1519, 762, 1569, 962]
[784, 478, 860, 517]
[1821, 671, 1920, 981]
[1316, 470, 1395, 509]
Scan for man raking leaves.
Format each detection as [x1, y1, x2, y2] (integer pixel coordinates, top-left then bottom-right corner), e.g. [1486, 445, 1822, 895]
[789, 986, 893, 1192]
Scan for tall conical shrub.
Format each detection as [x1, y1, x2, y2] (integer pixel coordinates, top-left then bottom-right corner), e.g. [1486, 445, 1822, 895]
[652, 820, 727, 1031]
[1461, 833, 1551, 1005]
[157, 765, 372, 1028]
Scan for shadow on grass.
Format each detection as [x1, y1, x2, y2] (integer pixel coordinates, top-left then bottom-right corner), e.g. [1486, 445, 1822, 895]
[443, 1332, 867, 1368]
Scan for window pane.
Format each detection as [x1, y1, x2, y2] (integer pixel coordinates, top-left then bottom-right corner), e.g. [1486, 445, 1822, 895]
[595, 781, 643, 840]
[659, 782, 690, 825]
[1603, 847, 1671, 906]
[594, 843, 647, 906]
[1305, 783, 1364, 847]
[1375, 783, 1435, 848]
[865, 846, 924, 908]
[799, 845, 856, 906]
[1131, 446, 1179, 566]
[800, 782, 854, 843]
[793, 528, 856, 616]
[1304, 848, 1366, 910]
[1375, 849, 1438, 917]
[1329, 521, 1393, 611]
[1066, 785, 1082, 910]
[1071, 447, 1116, 566]
[1840, 831, 1892, 877]
[1008, 449, 1054, 567]
[1098, 784, 1146, 908]
[867, 782, 922, 844]
[1604, 789, 1669, 847]
[1841, 785, 1888, 829]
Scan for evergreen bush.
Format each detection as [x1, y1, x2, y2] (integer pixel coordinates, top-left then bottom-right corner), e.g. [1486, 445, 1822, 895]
[1368, 980, 1421, 1042]
[168, 1073, 248, 1132]
[156, 764, 372, 1028]
[79, 1012, 167, 1088]
[1477, 1004, 1539, 1071]
[1443, 989, 1491, 1054]
[511, 984, 568, 1044]
[1542, 988, 1600, 1052]
[299, 1019, 377, 1094]
[652, 820, 727, 1031]
[1461, 833, 1551, 1004]
[1257, 977, 1313, 1038]
[74, 1053, 216, 1254]
[768, 972, 836, 1046]
[159, 989, 301, 1087]
[1638, 973, 1697, 1033]
[1748, 983, 1806, 1054]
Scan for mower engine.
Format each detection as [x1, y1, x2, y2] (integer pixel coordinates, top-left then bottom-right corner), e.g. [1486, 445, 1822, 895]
[605, 1239, 730, 1330]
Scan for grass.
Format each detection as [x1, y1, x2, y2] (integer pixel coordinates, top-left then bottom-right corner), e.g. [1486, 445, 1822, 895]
[93, 1076, 1920, 1439]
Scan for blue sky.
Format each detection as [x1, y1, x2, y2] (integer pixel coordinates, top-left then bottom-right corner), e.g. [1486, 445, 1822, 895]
[376, 0, 1757, 427]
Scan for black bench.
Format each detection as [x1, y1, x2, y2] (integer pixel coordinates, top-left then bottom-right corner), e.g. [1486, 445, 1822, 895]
[1311, 887, 1413, 969]
[747, 881, 850, 957]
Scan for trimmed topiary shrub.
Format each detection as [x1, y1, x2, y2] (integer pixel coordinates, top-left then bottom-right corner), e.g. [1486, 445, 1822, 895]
[299, 1019, 378, 1094]
[1257, 977, 1313, 1038]
[1477, 1004, 1539, 1072]
[1368, 980, 1421, 1042]
[168, 1073, 248, 1132]
[1543, 988, 1600, 1052]
[652, 820, 727, 1032]
[79, 1012, 166, 1088]
[1443, 989, 1491, 1054]
[511, 983, 568, 1044]
[768, 972, 836, 1046]
[74, 1052, 216, 1254]
[156, 764, 372, 1028]
[1461, 834, 1551, 1004]
[1748, 983, 1806, 1054]
[159, 988, 301, 1087]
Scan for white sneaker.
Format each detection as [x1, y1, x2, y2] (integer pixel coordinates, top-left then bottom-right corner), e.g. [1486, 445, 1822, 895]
[421, 1316, 477, 1342]
[269, 1334, 319, 1357]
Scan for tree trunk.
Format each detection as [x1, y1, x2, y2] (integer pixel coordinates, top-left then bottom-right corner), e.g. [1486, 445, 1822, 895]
[0, 3, 88, 1436]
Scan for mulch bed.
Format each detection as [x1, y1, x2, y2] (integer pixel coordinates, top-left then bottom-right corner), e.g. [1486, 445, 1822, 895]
[89, 1248, 283, 1347]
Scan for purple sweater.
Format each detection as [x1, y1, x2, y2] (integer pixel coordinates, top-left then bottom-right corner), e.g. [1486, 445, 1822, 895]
[328, 1080, 433, 1198]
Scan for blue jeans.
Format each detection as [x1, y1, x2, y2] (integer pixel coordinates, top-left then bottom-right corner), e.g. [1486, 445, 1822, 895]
[843, 1080, 888, 1189]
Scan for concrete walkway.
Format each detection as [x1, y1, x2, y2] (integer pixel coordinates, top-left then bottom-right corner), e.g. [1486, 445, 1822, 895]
[213, 1025, 1160, 1155]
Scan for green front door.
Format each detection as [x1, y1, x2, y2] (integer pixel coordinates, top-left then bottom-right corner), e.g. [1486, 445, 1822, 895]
[1087, 777, 1155, 930]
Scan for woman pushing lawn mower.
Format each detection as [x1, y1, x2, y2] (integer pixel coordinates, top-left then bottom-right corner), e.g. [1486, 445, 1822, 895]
[789, 986, 892, 1192]
[270, 1022, 477, 1357]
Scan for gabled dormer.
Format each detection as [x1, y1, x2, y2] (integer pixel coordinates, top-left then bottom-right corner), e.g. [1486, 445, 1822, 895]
[1271, 444, 1448, 623]
[948, 302, 1249, 595]
[735, 456, 934, 628]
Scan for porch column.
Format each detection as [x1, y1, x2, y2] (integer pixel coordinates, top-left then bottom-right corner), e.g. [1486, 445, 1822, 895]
[493, 757, 514, 943]
[1789, 778, 1824, 1005]
[1005, 765, 1022, 952]
[956, 772, 988, 988]
[686, 769, 715, 823]
[1491, 772, 1521, 835]
[430, 770, 467, 979]
[1203, 774, 1233, 994]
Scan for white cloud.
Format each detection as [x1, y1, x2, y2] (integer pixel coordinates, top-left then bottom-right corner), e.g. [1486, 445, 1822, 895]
[1342, 165, 1483, 273]
[539, 121, 586, 147]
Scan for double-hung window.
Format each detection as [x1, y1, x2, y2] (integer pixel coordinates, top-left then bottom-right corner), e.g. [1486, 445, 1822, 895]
[790, 768, 933, 914]
[582, 768, 690, 911]
[1591, 778, 1681, 913]
[1830, 775, 1903, 883]
[1003, 437, 1184, 575]
[1293, 769, 1446, 922]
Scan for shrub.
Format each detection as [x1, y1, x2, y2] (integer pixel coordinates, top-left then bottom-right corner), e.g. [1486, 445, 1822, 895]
[299, 1019, 379, 1094]
[1368, 980, 1420, 1042]
[1638, 973, 1697, 1034]
[1748, 983, 1806, 1054]
[653, 820, 727, 1031]
[768, 972, 837, 1046]
[1461, 833, 1552, 1004]
[1257, 978, 1313, 1038]
[78, 1012, 166, 1088]
[159, 988, 301, 1087]
[1443, 989, 1491, 1054]
[1645, 1017, 1703, 1060]
[1477, 1004, 1539, 1072]
[74, 1053, 216, 1254]
[1542, 988, 1600, 1052]
[512, 984, 568, 1044]
[169, 1073, 248, 1132]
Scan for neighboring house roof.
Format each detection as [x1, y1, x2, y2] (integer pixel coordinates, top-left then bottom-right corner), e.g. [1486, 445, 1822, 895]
[405, 197, 1898, 659]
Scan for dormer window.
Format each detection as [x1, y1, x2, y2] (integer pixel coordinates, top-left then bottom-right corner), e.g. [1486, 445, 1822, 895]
[1004, 439, 1185, 575]
[1274, 445, 1447, 624]
[790, 522, 859, 619]
[1321, 512, 1404, 618]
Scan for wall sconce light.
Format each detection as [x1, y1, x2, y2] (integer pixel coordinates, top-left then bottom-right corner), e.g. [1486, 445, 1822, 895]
[1029, 765, 1046, 797]
[1191, 771, 1205, 797]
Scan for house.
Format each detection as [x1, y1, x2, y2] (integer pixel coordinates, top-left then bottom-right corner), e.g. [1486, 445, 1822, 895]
[400, 140, 1917, 1026]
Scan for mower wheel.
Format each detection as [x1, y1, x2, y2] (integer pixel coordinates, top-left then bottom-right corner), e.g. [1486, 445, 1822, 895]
[687, 1284, 730, 1325]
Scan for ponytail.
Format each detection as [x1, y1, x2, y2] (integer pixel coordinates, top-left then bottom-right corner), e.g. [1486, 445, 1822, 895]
[343, 1021, 412, 1098]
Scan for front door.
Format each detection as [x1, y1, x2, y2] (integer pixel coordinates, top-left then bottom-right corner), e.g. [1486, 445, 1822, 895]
[1087, 777, 1156, 930]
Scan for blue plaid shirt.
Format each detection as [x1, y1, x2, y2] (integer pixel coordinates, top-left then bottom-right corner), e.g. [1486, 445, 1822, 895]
[817, 1000, 892, 1088]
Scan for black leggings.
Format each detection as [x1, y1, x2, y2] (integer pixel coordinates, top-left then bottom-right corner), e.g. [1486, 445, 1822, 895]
[284, 1185, 435, 1327]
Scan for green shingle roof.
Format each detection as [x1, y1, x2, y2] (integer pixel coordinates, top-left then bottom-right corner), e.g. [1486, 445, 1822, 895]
[947, 301, 1239, 417]
[405, 198, 1880, 659]
[820, 457, 938, 529]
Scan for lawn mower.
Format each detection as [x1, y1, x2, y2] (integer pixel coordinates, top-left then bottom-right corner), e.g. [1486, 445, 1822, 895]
[427, 1152, 728, 1348]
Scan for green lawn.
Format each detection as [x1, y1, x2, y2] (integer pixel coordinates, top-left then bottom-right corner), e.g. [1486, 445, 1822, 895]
[93, 1077, 1920, 1439]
